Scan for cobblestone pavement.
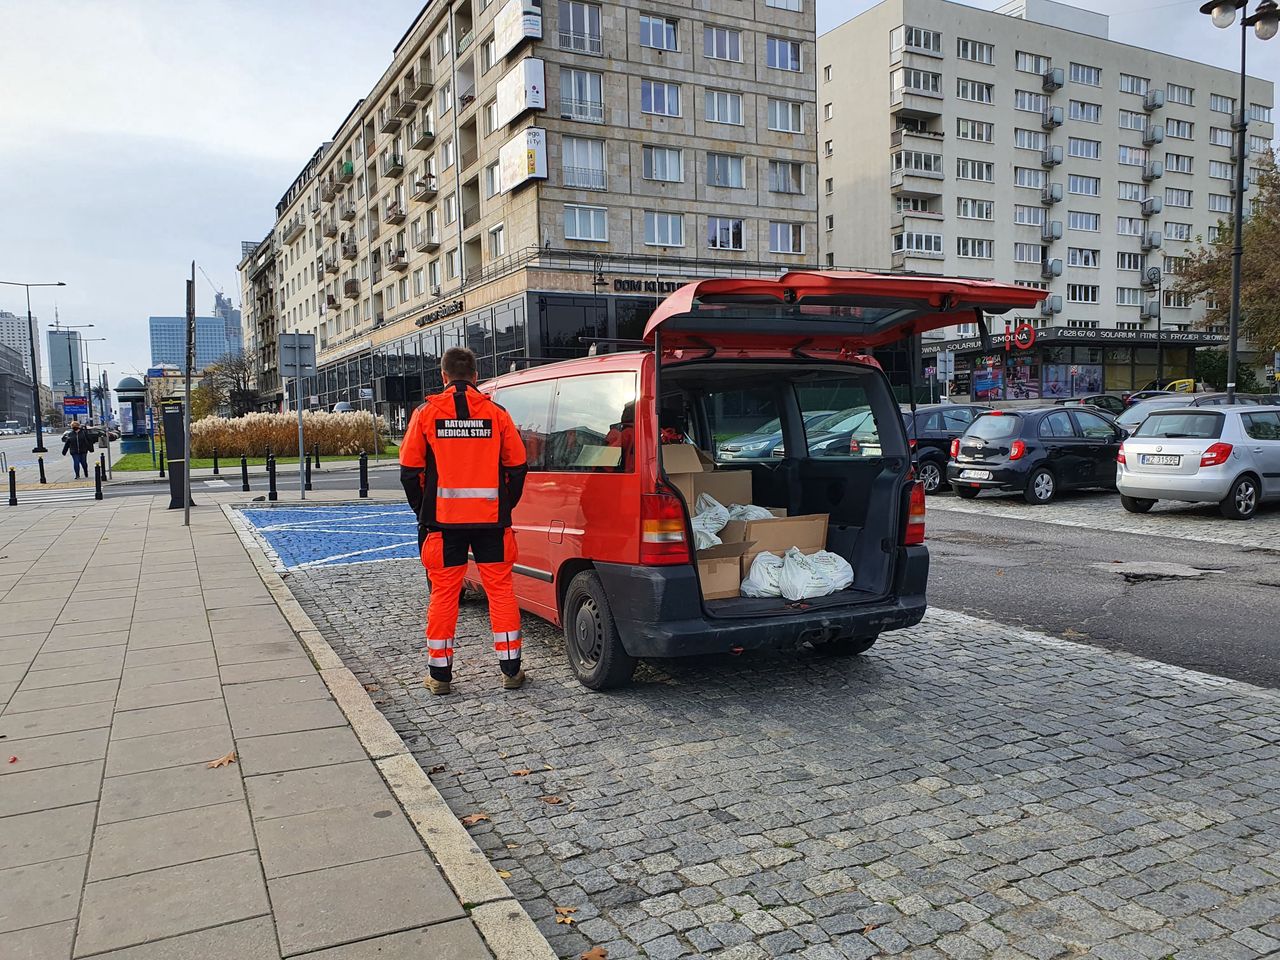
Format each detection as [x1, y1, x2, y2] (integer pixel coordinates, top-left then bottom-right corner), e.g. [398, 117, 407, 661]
[285, 557, 1280, 960]
[934, 490, 1280, 551]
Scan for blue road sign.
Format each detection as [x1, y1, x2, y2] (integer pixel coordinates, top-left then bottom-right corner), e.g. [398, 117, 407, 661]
[62, 396, 89, 416]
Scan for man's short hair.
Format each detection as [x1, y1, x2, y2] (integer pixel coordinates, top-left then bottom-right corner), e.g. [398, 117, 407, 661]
[441, 347, 477, 381]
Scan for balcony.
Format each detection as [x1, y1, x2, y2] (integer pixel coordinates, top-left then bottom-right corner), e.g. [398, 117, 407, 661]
[388, 249, 409, 271]
[559, 30, 603, 55]
[337, 160, 354, 183]
[891, 208, 943, 230]
[456, 28, 474, 55]
[1143, 89, 1165, 112]
[1040, 295, 1063, 316]
[1042, 67, 1064, 91]
[890, 127, 944, 147]
[396, 91, 416, 118]
[889, 167, 944, 198]
[323, 253, 339, 273]
[1140, 300, 1161, 320]
[1040, 145, 1063, 167]
[1141, 232, 1163, 252]
[889, 87, 943, 120]
[459, 144, 479, 170]
[1041, 220, 1063, 241]
[282, 215, 305, 242]
[409, 64, 433, 100]
[563, 166, 607, 191]
[1142, 125, 1164, 146]
[411, 127, 436, 150]
[341, 242, 359, 261]
[369, 218, 381, 241]
[308, 199, 321, 219]
[316, 257, 328, 279]
[320, 176, 340, 201]
[339, 201, 357, 221]
[414, 233, 440, 253]
[560, 98, 605, 124]
[1041, 183, 1063, 205]
[384, 201, 406, 224]
[383, 154, 405, 177]
[1041, 258, 1063, 279]
[891, 249, 945, 271]
[462, 203, 481, 230]
[411, 176, 439, 201]
[322, 218, 338, 238]
[344, 279, 361, 300]
[1041, 106, 1063, 129]
[326, 294, 339, 310]
[1140, 196, 1163, 217]
[380, 101, 402, 133]
[1142, 160, 1164, 181]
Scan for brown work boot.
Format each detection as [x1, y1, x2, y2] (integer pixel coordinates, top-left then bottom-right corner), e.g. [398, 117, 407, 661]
[423, 675, 452, 696]
[501, 669, 526, 690]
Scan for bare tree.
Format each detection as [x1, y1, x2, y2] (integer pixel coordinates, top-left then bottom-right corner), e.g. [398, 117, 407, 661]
[206, 352, 259, 416]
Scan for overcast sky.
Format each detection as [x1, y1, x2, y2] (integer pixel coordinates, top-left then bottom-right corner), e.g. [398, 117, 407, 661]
[0, 0, 1274, 397]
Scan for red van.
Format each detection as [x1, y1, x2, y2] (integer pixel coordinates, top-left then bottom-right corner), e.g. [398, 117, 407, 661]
[467, 272, 1042, 688]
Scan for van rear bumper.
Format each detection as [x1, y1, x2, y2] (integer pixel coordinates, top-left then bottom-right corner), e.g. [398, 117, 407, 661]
[594, 546, 929, 658]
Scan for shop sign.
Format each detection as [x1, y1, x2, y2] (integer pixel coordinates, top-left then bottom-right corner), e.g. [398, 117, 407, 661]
[496, 58, 545, 127]
[494, 0, 541, 60]
[499, 126, 547, 193]
[611, 278, 684, 294]
[415, 300, 466, 327]
[1005, 323, 1036, 350]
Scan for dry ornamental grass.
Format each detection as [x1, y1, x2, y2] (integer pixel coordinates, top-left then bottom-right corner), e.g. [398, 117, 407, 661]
[189, 411, 386, 458]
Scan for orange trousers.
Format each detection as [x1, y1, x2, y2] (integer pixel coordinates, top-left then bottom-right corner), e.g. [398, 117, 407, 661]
[421, 528, 522, 681]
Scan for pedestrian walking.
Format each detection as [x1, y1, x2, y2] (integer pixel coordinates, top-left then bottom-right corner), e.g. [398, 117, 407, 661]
[62, 421, 94, 479]
[399, 347, 528, 695]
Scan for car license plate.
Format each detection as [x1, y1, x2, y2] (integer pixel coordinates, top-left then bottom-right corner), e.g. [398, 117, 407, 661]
[1140, 454, 1180, 466]
[960, 469, 991, 480]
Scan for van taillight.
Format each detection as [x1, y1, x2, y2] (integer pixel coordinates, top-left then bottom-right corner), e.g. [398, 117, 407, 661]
[908, 438, 917, 451]
[1009, 440, 1026, 461]
[640, 491, 691, 565]
[1200, 442, 1233, 467]
[904, 481, 926, 545]
[950, 438, 960, 458]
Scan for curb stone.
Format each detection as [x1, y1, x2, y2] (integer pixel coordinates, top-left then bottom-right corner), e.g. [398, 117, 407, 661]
[223, 503, 557, 960]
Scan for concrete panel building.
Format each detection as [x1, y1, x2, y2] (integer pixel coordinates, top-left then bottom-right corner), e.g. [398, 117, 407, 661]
[818, 0, 1274, 399]
[47, 329, 85, 400]
[0, 310, 41, 383]
[240, 0, 818, 422]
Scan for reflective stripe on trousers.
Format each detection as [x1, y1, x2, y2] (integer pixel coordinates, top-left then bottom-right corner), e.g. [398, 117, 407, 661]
[437, 487, 500, 499]
[427, 637, 454, 668]
[494, 629, 522, 660]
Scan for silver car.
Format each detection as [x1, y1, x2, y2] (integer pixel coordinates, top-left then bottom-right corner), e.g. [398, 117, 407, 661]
[1116, 405, 1280, 520]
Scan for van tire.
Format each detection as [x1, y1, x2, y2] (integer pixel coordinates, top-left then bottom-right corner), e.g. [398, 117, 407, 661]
[563, 571, 636, 690]
[954, 485, 981, 500]
[816, 634, 877, 657]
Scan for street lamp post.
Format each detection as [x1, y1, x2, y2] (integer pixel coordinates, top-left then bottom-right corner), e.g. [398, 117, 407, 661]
[0, 279, 66, 453]
[1199, 0, 1278, 402]
[1144, 267, 1164, 384]
[49, 320, 94, 411]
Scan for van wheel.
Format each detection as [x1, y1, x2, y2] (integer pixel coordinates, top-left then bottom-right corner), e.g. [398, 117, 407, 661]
[1023, 468, 1056, 505]
[1220, 475, 1259, 520]
[954, 485, 981, 500]
[1120, 495, 1156, 514]
[917, 460, 944, 494]
[563, 571, 636, 690]
[816, 635, 877, 657]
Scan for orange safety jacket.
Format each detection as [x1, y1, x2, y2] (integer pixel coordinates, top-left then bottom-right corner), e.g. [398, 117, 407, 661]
[399, 381, 528, 529]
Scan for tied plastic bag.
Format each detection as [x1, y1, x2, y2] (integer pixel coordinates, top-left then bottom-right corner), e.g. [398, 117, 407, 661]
[778, 548, 855, 601]
[727, 503, 774, 522]
[740, 551, 785, 598]
[691, 494, 730, 551]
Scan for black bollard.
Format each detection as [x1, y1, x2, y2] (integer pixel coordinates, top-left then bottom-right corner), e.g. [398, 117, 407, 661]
[159, 442, 166, 478]
[99, 452, 107, 479]
[7, 467, 16, 506]
[94, 464, 104, 501]
[313, 443, 320, 470]
[240, 455, 250, 492]
[212, 448, 220, 476]
[267, 455, 278, 502]
[37, 456, 46, 485]
[305, 457, 312, 491]
[358, 452, 369, 499]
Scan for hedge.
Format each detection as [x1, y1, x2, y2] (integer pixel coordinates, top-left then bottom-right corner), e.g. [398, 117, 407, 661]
[189, 411, 386, 458]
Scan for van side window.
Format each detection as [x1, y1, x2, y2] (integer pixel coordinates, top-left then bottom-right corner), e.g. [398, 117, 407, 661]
[798, 380, 884, 459]
[546, 372, 638, 472]
[493, 381, 555, 471]
[701, 386, 780, 462]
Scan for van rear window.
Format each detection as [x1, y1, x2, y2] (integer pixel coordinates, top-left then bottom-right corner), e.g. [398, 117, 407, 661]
[1134, 411, 1223, 439]
[967, 413, 1020, 439]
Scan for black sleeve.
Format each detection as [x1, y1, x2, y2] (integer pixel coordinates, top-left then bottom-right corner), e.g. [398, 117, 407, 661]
[504, 463, 528, 510]
[400, 466, 424, 514]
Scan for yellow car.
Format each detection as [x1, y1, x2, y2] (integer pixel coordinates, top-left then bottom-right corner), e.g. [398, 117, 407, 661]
[1139, 378, 1199, 393]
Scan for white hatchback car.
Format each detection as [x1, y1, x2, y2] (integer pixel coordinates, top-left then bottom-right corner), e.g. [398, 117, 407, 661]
[1117, 406, 1280, 520]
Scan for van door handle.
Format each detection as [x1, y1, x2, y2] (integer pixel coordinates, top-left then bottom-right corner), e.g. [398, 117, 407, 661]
[548, 520, 565, 543]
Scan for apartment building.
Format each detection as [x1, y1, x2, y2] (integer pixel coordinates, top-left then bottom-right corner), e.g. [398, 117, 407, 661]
[240, 0, 817, 419]
[0, 310, 41, 383]
[818, 0, 1274, 399]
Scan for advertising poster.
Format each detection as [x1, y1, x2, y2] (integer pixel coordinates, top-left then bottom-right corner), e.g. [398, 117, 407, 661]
[499, 126, 547, 192]
[496, 57, 545, 128]
[972, 354, 1004, 401]
[1007, 356, 1041, 399]
[1043, 364, 1103, 397]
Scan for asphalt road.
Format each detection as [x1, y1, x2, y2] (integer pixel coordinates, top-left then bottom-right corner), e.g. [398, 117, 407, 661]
[928, 494, 1280, 689]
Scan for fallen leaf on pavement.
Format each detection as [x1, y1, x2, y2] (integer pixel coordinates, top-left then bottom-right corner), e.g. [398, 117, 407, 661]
[459, 813, 490, 827]
[581, 948, 608, 960]
[363, 683, 380, 692]
[556, 916, 576, 925]
[511, 769, 532, 777]
[206, 750, 236, 769]
[428, 764, 446, 774]
[540, 795, 564, 805]
[862, 923, 882, 934]
[506, 843, 520, 849]
[543, 764, 554, 771]
[554, 906, 577, 916]
[497, 870, 512, 878]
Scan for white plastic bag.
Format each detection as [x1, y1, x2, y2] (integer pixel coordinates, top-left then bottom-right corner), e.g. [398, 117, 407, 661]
[740, 551, 785, 598]
[778, 548, 855, 601]
[691, 494, 730, 551]
[727, 503, 774, 522]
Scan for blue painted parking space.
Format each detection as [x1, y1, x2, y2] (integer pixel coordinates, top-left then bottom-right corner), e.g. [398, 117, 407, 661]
[240, 504, 419, 570]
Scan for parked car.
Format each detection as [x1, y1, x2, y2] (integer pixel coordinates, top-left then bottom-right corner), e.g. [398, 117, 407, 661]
[946, 407, 1124, 504]
[1123, 389, 1176, 406]
[1118, 393, 1268, 434]
[1117, 405, 1280, 520]
[331, 401, 355, 413]
[1053, 394, 1126, 416]
[803, 408, 882, 458]
[901, 404, 991, 494]
[461, 272, 1041, 688]
[718, 410, 836, 459]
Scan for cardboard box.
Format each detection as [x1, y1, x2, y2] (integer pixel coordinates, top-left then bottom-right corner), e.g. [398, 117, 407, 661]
[663, 445, 753, 508]
[735, 513, 830, 576]
[696, 540, 753, 600]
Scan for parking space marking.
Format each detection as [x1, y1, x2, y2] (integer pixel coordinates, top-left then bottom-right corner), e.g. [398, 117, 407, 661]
[238, 504, 419, 571]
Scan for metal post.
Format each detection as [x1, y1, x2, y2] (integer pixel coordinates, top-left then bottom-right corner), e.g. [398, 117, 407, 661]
[358, 452, 369, 498]
[37, 456, 46, 485]
[241, 455, 250, 492]
[94, 463, 103, 501]
[183, 264, 194, 525]
[1227, 14, 1249, 404]
[98, 451, 106, 481]
[212, 448, 220, 476]
[7, 467, 16, 506]
[294, 335, 306, 500]
[100, 371, 112, 479]
[159, 440, 166, 477]
[22, 288, 47, 452]
[267, 455, 278, 501]
[313, 442, 320, 470]
[305, 456, 312, 491]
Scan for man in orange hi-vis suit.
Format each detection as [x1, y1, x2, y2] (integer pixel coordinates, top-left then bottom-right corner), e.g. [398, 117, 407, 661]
[400, 347, 528, 695]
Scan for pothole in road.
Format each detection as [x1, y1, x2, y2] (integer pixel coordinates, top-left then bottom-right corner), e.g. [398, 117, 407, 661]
[1095, 561, 1224, 583]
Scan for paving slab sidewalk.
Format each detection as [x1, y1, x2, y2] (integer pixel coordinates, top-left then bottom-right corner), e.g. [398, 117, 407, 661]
[0, 492, 547, 960]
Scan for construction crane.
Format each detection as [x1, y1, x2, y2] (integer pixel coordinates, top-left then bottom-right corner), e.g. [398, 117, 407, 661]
[198, 265, 224, 300]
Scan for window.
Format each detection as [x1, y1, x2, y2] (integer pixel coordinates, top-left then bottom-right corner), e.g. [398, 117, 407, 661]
[957, 237, 993, 258]
[1164, 221, 1192, 241]
[1117, 251, 1146, 271]
[562, 137, 606, 190]
[1249, 103, 1272, 122]
[1167, 119, 1193, 140]
[1016, 51, 1051, 74]
[706, 152, 744, 188]
[957, 197, 993, 220]
[439, 80, 453, 115]
[956, 158, 994, 181]
[1117, 145, 1148, 166]
[1209, 160, 1234, 180]
[1068, 137, 1100, 159]
[1116, 216, 1144, 236]
[644, 211, 684, 246]
[1067, 284, 1099, 303]
[1070, 62, 1101, 86]
[893, 232, 942, 254]
[1208, 225, 1222, 243]
[824, 140, 832, 156]
[1067, 246, 1100, 267]
[641, 80, 680, 116]
[1242, 411, 1280, 441]
[1068, 211, 1099, 232]
[1014, 242, 1046, 263]
[768, 98, 804, 132]
[707, 216, 744, 250]
[1069, 100, 1101, 123]
[1163, 290, 1192, 308]
[561, 68, 605, 123]
[896, 196, 933, 213]
[1210, 126, 1235, 148]
[1209, 193, 1232, 213]
[767, 36, 802, 71]
[704, 25, 742, 61]
[639, 14, 678, 51]
[642, 145, 683, 182]
[444, 192, 457, 224]
[1211, 93, 1236, 114]
[1118, 109, 1146, 131]
[1163, 255, 1188, 275]
[765, 0, 802, 9]
[893, 150, 943, 174]
[705, 89, 744, 125]
[1165, 83, 1194, 106]
[1014, 204, 1044, 226]
[823, 65, 832, 82]
[1250, 134, 1270, 153]
[484, 99, 500, 134]
[445, 249, 459, 280]
[1014, 89, 1046, 113]
[957, 118, 994, 142]
[564, 204, 607, 241]
[768, 159, 805, 194]
[1165, 187, 1192, 208]
[770, 222, 804, 254]
[485, 160, 502, 197]
[1014, 128, 1046, 151]
[411, 267, 425, 296]
[488, 223, 505, 257]
[825, 177, 833, 194]
[890, 25, 942, 53]
[1013, 166, 1044, 188]
[957, 78, 994, 103]
[894, 68, 942, 95]
[1119, 73, 1148, 96]
[956, 38, 993, 64]
[1118, 181, 1147, 202]
[542, 373, 639, 473]
[428, 258, 441, 289]
[1166, 152, 1193, 174]
[481, 35, 497, 72]
[1116, 287, 1142, 306]
[1074, 411, 1117, 439]
[559, 0, 603, 54]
